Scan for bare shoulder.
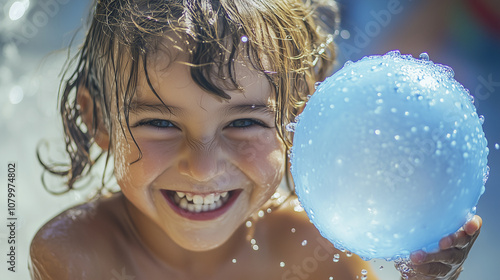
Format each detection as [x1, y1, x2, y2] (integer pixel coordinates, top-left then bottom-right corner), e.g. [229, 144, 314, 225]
[29, 193, 126, 280]
[259, 198, 378, 280]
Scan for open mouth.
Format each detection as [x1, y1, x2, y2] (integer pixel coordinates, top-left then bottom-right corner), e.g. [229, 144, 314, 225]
[161, 189, 241, 220]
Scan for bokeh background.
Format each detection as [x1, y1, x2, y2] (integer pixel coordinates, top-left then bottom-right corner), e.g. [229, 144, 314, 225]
[0, 0, 498, 279]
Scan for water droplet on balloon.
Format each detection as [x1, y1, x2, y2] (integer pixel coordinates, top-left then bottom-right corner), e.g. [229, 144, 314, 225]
[286, 122, 297, 132]
[419, 52, 430, 61]
[385, 50, 402, 57]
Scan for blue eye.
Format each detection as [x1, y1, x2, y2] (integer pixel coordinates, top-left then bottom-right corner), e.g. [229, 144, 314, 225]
[141, 119, 175, 128]
[229, 119, 266, 128]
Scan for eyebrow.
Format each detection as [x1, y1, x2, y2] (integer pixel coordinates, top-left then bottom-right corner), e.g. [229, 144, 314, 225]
[223, 103, 276, 115]
[129, 101, 182, 116]
[129, 100, 275, 116]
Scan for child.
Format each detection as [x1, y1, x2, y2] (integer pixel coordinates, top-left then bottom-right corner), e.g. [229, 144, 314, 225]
[30, 0, 482, 279]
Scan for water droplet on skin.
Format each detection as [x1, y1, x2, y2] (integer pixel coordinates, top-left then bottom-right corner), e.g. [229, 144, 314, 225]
[346, 251, 353, 257]
[232, 258, 237, 263]
[246, 221, 252, 227]
[419, 52, 430, 61]
[333, 253, 340, 262]
[280, 261, 286, 267]
[253, 245, 259, 250]
[258, 210, 265, 217]
[361, 276, 367, 280]
[301, 240, 308, 246]
[251, 239, 256, 245]
[291, 228, 296, 233]
[361, 269, 368, 275]
[329, 277, 334, 280]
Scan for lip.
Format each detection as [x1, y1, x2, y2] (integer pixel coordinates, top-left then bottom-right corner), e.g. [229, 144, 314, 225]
[161, 189, 242, 221]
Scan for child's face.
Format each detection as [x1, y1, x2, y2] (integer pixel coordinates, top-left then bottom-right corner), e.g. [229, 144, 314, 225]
[110, 45, 286, 251]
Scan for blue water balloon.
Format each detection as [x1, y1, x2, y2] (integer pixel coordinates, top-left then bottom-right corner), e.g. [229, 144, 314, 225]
[290, 51, 489, 260]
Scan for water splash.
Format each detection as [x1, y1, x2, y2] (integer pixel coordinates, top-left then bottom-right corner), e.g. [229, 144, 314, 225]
[394, 258, 415, 279]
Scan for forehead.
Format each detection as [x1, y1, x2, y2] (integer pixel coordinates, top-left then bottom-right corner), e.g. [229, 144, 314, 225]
[134, 37, 274, 106]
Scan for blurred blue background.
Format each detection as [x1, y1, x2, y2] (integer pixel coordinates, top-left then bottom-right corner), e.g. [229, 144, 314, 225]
[0, 0, 498, 279]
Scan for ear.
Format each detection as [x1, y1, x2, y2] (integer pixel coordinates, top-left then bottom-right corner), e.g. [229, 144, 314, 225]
[77, 86, 110, 151]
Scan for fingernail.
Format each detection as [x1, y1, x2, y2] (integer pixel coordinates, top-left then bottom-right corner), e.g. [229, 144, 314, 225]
[410, 251, 425, 264]
[439, 236, 453, 249]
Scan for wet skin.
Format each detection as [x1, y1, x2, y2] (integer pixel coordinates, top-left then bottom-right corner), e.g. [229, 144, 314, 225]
[29, 41, 482, 280]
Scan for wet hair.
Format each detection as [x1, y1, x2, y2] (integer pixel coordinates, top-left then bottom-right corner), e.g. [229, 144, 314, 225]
[40, 0, 338, 194]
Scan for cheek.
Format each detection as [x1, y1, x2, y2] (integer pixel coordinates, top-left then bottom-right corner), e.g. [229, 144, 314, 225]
[113, 130, 182, 191]
[232, 130, 286, 187]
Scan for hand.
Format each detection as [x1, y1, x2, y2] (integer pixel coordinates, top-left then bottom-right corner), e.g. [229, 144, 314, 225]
[398, 215, 482, 280]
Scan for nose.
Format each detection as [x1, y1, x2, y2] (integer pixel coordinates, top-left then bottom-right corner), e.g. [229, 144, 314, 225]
[177, 140, 225, 182]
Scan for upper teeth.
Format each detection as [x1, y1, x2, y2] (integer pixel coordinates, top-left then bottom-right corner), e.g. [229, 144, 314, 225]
[174, 191, 229, 213]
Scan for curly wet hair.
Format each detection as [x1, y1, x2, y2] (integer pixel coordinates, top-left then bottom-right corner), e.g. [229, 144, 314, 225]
[40, 0, 338, 194]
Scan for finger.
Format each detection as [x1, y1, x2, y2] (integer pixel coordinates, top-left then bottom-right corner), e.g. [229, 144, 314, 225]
[439, 230, 471, 250]
[412, 247, 466, 265]
[464, 215, 482, 236]
[411, 262, 452, 278]
[439, 217, 481, 250]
